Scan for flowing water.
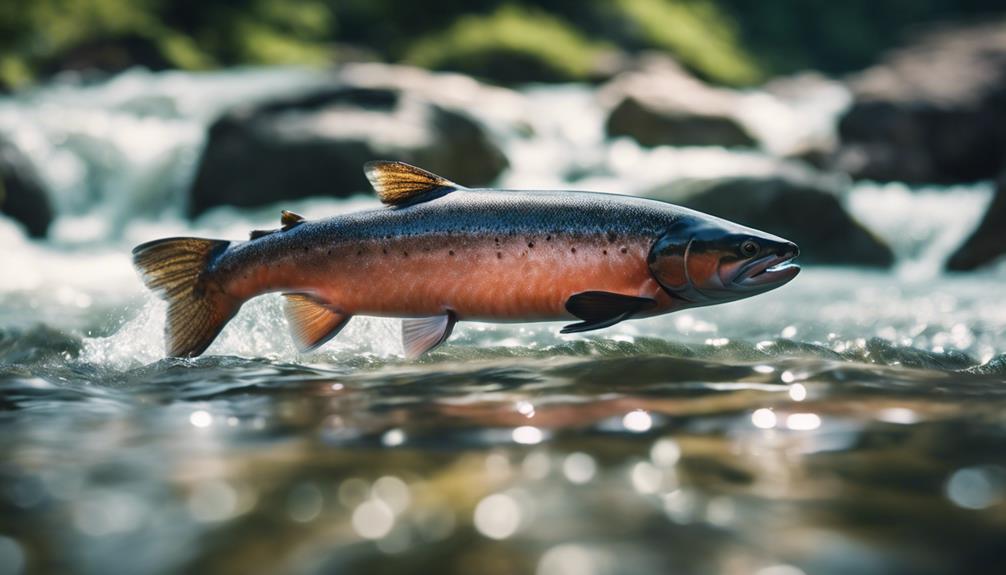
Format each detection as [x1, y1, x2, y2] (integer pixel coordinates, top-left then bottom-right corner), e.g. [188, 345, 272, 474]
[1, 68, 1005, 575]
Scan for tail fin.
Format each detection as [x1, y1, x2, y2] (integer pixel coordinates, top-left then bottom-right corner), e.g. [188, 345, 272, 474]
[132, 237, 238, 357]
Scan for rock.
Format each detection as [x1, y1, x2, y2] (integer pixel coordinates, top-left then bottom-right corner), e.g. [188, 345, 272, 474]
[0, 136, 53, 238]
[189, 65, 510, 216]
[646, 176, 894, 267]
[601, 55, 757, 148]
[947, 175, 1006, 271]
[837, 21, 1006, 183]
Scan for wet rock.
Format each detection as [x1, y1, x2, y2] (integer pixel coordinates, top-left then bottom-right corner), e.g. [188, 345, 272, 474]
[189, 65, 510, 216]
[0, 137, 53, 237]
[837, 21, 1006, 183]
[947, 175, 1006, 271]
[601, 55, 757, 148]
[646, 175, 894, 267]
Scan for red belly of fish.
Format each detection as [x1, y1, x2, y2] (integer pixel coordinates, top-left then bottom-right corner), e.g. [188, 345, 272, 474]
[231, 235, 671, 321]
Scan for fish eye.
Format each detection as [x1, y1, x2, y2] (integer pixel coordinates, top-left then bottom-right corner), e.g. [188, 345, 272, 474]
[739, 239, 759, 257]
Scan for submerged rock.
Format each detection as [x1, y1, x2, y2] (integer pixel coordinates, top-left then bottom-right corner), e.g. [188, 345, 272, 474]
[646, 175, 894, 267]
[601, 55, 757, 148]
[836, 21, 1006, 183]
[0, 136, 53, 237]
[947, 176, 1006, 271]
[189, 65, 509, 216]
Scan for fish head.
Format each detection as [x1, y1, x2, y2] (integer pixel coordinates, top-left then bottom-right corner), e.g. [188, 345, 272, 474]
[648, 215, 800, 307]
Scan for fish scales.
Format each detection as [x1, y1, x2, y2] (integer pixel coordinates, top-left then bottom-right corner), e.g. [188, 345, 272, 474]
[133, 161, 800, 357]
[216, 189, 676, 321]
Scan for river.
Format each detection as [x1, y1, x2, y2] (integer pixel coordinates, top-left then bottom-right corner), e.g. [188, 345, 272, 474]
[1, 67, 1004, 575]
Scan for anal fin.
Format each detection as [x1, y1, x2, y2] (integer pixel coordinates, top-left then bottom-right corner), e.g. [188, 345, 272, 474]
[283, 293, 351, 352]
[402, 312, 456, 358]
[561, 291, 657, 334]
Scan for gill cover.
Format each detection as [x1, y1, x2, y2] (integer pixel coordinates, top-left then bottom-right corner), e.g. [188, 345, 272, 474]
[648, 219, 702, 302]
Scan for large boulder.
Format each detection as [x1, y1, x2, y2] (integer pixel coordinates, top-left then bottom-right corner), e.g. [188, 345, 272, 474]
[601, 55, 757, 149]
[947, 175, 1006, 271]
[189, 65, 511, 216]
[0, 136, 53, 238]
[646, 176, 894, 267]
[836, 21, 1006, 184]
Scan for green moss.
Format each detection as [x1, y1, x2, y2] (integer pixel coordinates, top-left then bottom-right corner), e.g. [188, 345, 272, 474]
[405, 5, 610, 83]
[156, 32, 214, 70]
[25, 0, 160, 53]
[229, 19, 330, 66]
[178, 0, 333, 68]
[0, 56, 33, 90]
[613, 0, 761, 86]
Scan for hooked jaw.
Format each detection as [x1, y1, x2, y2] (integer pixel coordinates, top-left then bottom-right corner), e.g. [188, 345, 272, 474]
[732, 244, 801, 290]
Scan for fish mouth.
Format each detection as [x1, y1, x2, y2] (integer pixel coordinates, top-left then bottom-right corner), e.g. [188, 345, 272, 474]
[734, 253, 801, 288]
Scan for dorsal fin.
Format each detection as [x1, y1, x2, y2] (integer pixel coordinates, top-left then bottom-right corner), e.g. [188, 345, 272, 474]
[364, 161, 459, 206]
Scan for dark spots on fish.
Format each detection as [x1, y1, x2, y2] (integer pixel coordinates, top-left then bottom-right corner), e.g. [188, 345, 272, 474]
[571, 247, 577, 254]
[497, 252, 502, 259]
[528, 241, 535, 248]
[356, 250, 362, 257]
[546, 235, 552, 242]
[385, 234, 392, 240]
[303, 246, 308, 252]
[607, 231, 618, 243]
[326, 249, 331, 256]
[449, 250, 455, 256]
[382, 248, 388, 255]
[603, 250, 608, 255]
[620, 246, 628, 254]
[403, 251, 409, 257]
[494, 237, 500, 244]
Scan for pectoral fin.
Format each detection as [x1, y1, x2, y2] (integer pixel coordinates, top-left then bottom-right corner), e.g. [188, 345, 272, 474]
[561, 291, 657, 334]
[402, 312, 457, 358]
[283, 293, 351, 352]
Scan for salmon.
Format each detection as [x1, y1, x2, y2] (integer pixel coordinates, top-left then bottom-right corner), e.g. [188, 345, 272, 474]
[133, 161, 800, 358]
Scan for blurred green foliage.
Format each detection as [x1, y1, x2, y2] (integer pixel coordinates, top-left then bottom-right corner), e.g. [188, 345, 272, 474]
[0, 0, 1003, 90]
[612, 0, 759, 85]
[0, 0, 332, 88]
[404, 5, 610, 84]
[716, 0, 1004, 74]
